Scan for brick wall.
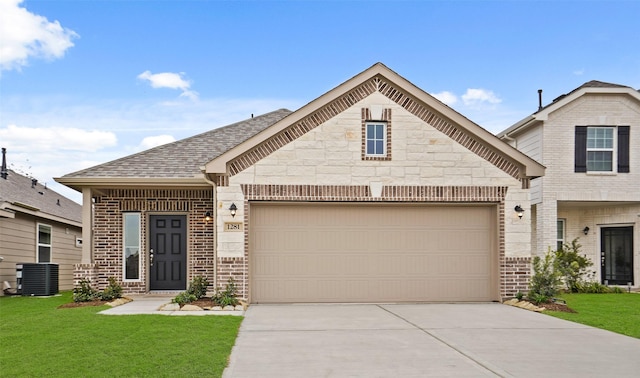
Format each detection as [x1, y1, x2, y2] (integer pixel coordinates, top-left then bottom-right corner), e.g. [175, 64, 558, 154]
[78, 188, 214, 294]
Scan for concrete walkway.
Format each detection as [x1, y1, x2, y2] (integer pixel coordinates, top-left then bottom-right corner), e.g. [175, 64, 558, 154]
[223, 303, 640, 378]
[98, 296, 243, 316]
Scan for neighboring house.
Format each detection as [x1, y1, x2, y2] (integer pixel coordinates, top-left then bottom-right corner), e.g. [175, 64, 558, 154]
[0, 148, 83, 294]
[498, 81, 640, 287]
[56, 63, 544, 303]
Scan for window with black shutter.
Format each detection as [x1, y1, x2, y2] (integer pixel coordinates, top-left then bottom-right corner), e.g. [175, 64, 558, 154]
[575, 125, 630, 173]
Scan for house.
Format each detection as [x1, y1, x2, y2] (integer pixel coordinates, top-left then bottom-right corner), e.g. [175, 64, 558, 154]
[56, 63, 544, 303]
[498, 81, 640, 287]
[0, 148, 83, 294]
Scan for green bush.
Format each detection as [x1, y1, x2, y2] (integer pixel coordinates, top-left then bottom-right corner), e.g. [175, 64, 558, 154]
[528, 248, 561, 300]
[212, 278, 239, 307]
[173, 292, 197, 306]
[186, 275, 209, 299]
[529, 293, 549, 305]
[515, 291, 524, 301]
[554, 239, 593, 292]
[73, 279, 99, 302]
[100, 277, 123, 301]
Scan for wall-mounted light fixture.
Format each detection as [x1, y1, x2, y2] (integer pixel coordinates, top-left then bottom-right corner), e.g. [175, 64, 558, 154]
[583, 226, 590, 235]
[514, 205, 524, 219]
[204, 211, 212, 222]
[229, 203, 237, 218]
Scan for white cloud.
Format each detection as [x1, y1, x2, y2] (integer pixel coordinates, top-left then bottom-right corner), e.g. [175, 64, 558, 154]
[431, 91, 458, 106]
[138, 70, 199, 100]
[0, 0, 78, 72]
[461, 88, 502, 107]
[573, 69, 585, 76]
[137, 135, 176, 151]
[0, 124, 117, 152]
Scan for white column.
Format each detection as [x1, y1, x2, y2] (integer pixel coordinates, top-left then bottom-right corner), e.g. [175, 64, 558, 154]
[536, 194, 558, 256]
[81, 187, 93, 264]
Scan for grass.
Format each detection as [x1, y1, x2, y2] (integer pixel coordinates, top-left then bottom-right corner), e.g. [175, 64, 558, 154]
[0, 292, 243, 377]
[545, 293, 640, 339]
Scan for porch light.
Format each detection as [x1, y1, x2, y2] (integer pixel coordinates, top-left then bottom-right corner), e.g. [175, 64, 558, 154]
[514, 205, 524, 219]
[229, 203, 237, 218]
[204, 211, 212, 222]
[583, 226, 590, 235]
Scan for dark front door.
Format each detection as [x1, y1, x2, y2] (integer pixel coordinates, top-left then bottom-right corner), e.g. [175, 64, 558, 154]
[149, 215, 187, 290]
[601, 226, 634, 285]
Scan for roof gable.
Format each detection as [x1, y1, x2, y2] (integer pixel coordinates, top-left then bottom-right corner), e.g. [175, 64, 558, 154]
[499, 80, 640, 138]
[206, 63, 544, 181]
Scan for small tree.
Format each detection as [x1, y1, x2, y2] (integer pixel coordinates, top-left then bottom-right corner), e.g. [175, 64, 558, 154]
[528, 248, 561, 302]
[554, 238, 593, 292]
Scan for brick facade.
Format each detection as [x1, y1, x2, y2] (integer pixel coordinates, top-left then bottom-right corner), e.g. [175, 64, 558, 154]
[76, 188, 214, 294]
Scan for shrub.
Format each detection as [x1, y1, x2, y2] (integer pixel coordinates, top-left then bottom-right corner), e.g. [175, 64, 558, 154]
[529, 293, 549, 305]
[515, 291, 524, 301]
[528, 248, 561, 300]
[173, 292, 197, 306]
[212, 278, 239, 307]
[100, 277, 123, 301]
[73, 279, 99, 302]
[554, 239, 593, 292]
[577, 281, 612, 294]
[186, 275, 209, 299]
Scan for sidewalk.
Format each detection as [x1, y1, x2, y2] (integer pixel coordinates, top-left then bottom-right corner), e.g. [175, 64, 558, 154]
[99, 296, 244, 316]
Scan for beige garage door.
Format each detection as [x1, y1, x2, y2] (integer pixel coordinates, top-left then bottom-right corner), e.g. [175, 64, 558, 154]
[250, 203, 497, 303]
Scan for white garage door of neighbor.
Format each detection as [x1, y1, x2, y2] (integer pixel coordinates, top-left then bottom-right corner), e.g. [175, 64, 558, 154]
[250, 203, 497, 303]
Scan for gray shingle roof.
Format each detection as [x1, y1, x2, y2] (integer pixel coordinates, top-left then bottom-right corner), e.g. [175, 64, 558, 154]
[547, 80, 632, 108]
[62, 109, 292, 178]
[0, 169, 82, 223]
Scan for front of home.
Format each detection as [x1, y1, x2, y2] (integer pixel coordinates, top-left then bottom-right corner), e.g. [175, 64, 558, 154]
[498, 81, 640, 288]
[57, 63, 544, 303]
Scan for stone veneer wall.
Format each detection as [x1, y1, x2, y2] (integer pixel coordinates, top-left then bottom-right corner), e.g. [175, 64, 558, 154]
[77, 188, 214, 294]
[220, 184, 531, 301]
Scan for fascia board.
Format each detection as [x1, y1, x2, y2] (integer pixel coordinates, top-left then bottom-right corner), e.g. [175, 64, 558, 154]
[54, 176, 210, 192]
[3, 203, 81, 227]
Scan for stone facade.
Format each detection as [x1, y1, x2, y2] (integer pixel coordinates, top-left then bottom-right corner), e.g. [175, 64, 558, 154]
[216, 91, 534, 300]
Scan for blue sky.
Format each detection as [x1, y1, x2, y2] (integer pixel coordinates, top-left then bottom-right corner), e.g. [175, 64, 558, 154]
[1, 0, 639, 203]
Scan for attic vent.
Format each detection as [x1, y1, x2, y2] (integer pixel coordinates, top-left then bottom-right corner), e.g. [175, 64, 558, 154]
[57, 199, 61, 206]
[31, 178, 37, 188]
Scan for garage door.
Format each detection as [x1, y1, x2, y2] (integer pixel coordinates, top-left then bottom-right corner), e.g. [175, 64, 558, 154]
[250, 203, 497, 303]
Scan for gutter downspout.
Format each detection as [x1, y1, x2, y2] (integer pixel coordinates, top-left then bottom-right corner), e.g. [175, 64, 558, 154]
[201, 171, 218, 293]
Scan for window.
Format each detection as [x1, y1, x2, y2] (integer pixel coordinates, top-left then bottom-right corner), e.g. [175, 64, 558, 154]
[361, 107, 392, 161]
[37, 224, 52, 262]
[575, 126, 630, 173]
[123, 213, 141, 280]
[366, 122, 386, 156]
[586, 127, 614, 171]
[556, 219, 565, 251]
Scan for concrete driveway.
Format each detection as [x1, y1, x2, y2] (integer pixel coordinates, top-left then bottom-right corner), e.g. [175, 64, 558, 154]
[223, 303, 640, 377]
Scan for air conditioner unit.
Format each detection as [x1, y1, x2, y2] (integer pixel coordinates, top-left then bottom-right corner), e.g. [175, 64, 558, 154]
[17, 263, 59, 296]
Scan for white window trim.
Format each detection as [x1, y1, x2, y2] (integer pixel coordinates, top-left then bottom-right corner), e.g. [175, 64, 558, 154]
[586, 126, 617, 172]
[36, 223, 52, 263]
[123, 213, 142, 282]
[365, 122, 387, 157]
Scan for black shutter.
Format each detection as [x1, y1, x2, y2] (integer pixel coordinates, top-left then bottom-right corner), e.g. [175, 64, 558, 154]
[575, 126, 587, 172]
[618, 126, 630, 173]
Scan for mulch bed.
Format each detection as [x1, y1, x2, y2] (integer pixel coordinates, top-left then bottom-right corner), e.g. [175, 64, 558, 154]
[539, 302, 577, 313]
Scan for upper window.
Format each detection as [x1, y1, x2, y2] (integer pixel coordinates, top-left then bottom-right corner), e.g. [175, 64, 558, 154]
[37, 224, 52, 263]
[366, 122, 387, 157]
[575, 126, 630, 173]
[123, 213, 141, 281]
[586, 127, 614, 171]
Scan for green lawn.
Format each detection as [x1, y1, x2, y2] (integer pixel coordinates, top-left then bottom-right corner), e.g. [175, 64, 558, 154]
[0, 292, 243, 377]
[545, 293, 640, 339]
